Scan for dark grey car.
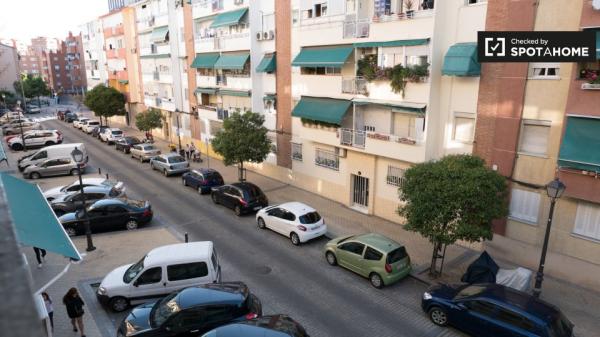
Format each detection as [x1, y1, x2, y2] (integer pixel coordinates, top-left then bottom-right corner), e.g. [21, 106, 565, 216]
[50, 185, 126, 217]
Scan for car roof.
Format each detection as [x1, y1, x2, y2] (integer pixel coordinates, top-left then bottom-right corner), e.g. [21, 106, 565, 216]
[352, 233, 402, 253]
[145, 242, 213, 267]
[162, 153, 183, 158]
[108, 128, 121, 131]
[231, 182, 260, 190]
[206, 315, 302, 337]
[191, 168, 219, 175]
[90, 198, 127, 208]
[474, 284, 561, 321]
[71, 177, 107, 185]
[278, 202, 316, 215]
[87, 120, 100, 123]
[176, 282, 247, 310]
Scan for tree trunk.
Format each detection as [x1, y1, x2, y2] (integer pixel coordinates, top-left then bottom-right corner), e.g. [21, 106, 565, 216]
[37, 96, 41, 109]
[238, 161, 245, 182]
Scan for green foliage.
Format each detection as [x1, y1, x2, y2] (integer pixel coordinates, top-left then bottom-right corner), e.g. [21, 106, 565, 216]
[135, 108, 164, 132]
[13, 75, 50, 102]
[389, 63, 430, 98]
[84, 84, 126, 124]
[0, 90, 16, 106]
[357, 54, 378, 81]
[211, 111, 271, 180]
[398, 155, 508, 247]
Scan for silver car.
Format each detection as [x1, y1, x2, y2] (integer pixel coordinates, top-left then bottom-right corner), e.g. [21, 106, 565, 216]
[130, 144, 161, 162]
[3, 121, 41, 135]
[150, 153, 190, 176]
[23, 157, 81, 179]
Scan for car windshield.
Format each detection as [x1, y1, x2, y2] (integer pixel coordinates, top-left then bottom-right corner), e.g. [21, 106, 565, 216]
[142, 145, 156, 151]
[150, 292, 180, 327]
[243, 185, 262, 200]
[205, 172, 223, 183]
[127, 137, 140, 144]
[112, 130, 123, 135]
[453, 285, 487, 300]
[549, 313, 573, 337]
[299, 211, 321, 224]
[101, 180, 116, 188]
[127, 199, 146, 208]
[386, 247, 408, 264]
[123, 256, 146, 283]
[168, 156, 186, 163]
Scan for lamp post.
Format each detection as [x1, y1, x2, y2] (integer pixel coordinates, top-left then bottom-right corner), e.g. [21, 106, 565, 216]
[533, 178, 566, 298]
[175, 108, 182, 152]
[71, 147, 96, 252]
[16, 100, 27, 151]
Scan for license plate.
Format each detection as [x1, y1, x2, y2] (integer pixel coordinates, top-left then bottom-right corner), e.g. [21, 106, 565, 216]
[253, 206, 261, 210]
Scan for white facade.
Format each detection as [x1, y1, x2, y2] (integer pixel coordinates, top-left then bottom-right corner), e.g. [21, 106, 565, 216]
[0, 43, 20, 94]
[80, 19, 108, 90]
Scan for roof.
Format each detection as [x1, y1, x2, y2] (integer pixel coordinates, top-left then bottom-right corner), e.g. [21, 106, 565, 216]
[89, 198, 127, 209]
[177, 282, 247, 309]
[477, 284, 562, 321]
[279, 202, 316, 215]
[146, 242, 213, 267]
[231, 182, 260, 190]
[191, 168, 219, 175]
[354, 233, 402, 253]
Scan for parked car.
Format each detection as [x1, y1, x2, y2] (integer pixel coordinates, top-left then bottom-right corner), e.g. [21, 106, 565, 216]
[114, 136, 141, 153]
[0, 107, 10, 117]
[91, 125, 109, 139]
[117, 282, 262, 337]
[2, 120, 40, 135]
[7, 130, 62, 150]
[422, 283, 574, 337]
[64, 112, 77, 123]
[256, 202, 327, 245]
[182, 168, 224, 194]
[0, 111, 25, 124]
[18, 143, 87, 171]
[82, 120, 101, 133]
[44, 177, 125, 201]
[25, 106, 41, 114]
[50, 185, 126, 217]
[100, 127, 124, 144]
[23, 157, 80, 179]
[324, 233, 412, 288]
[73, 117, 89, 129]
[150, 153, 190, 176]
[211, 182, 268, 216]
[97, 241, 222, 312]
[130, 143, 161, 162]
[202, 315, 309, 337]
[58, 198, 153, 237]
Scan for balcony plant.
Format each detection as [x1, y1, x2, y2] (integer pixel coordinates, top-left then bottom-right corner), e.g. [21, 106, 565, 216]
[405, 0, 415, 18]
[357, 55, 378, 82]
[389, 63, 430, 98]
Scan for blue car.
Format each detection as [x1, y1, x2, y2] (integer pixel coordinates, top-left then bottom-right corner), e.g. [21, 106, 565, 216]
[202, 315, 309, 337]
[422, 283, 573, 337]
[182, 168, 224, 194]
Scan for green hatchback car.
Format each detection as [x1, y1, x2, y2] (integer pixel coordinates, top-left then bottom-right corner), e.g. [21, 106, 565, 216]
[324, 233, 411, 288]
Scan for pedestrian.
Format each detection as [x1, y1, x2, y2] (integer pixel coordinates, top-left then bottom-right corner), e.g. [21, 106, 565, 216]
[190, 143, 198, 162]
[185, 144, 191, 160]
[33, 247, 47, 268]
[42, 292, 54, 330]
[63, 288, 86, 337]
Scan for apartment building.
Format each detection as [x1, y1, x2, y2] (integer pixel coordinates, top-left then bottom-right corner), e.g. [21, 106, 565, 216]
[0, 43, 20, 94]
[80, 19, 109, 90]
[63, 32, 87, 94]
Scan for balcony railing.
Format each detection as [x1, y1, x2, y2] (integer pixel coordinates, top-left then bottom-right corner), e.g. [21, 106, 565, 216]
[343, 17, 370, 39]
[216, 74, 227, 86]
[342, 77, 368, 95]
[581, 83, 600, 90]
[340, 128, 366, 148]
[153, 71, 160, 80]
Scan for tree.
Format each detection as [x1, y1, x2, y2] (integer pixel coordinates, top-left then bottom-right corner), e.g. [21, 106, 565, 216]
[397, 155, 508, 277]
[13, 74, 51, 107]
[135, 108, 164, 136]
[84, 84, 126, 126]
[211, 111, 271, 181]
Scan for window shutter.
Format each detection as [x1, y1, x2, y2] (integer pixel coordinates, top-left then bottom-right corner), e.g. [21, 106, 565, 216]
[520, 124, 549, 155]
[509, 189, 541, 223]
[574, 203, 600, 240]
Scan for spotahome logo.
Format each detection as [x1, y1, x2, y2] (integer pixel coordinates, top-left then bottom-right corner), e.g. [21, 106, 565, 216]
[478, 31, 596, 62]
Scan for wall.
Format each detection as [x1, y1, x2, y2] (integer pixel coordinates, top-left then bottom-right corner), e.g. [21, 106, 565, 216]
[0, 44, 20, 93]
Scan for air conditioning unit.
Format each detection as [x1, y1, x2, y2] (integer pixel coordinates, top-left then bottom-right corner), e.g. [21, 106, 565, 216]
[234, 0, 243, 5]
[256, 32, 263, 40]
[593, 0, 600, 10]
[268, 30, 275, 40]
[263, 31, 270, 40]
[335, 147, 347, 158]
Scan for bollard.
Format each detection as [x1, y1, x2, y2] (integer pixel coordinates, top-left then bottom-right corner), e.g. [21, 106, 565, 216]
[98, 167, 101, 175]
[106, 173, 109, 180]
[184, 233, 189, 243]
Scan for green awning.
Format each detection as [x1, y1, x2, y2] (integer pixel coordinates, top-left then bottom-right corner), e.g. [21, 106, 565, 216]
[292, 96, 352, 125]
[195, 87, 218, 95]
[150, 26, 169, 43]
[219, 89, 250, 97]
[209, 8, 248, 28]
[353, 38, 429, 48]
[214, 53, 250, 70]
[352, 98, 426, 114]
[263, 93, 276, 101]
[140, 53, 171, 59]
[256, 53, 276, 73]
[191, 53, 220, 69]
[0, 173, 81, 260]
[596, 31, 600, 59]
[292, 47, 353, 68]
[442, 43, 480, 76]
[558, 116, 600, 172]
[118, 80, 129, 84]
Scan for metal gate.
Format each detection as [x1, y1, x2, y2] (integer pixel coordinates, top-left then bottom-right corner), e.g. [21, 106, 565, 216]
[352, 174, 369, 207]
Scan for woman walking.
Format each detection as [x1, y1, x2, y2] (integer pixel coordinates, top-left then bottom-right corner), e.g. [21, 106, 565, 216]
[63, 288, 86, 337]
[42, 292, 54, 330]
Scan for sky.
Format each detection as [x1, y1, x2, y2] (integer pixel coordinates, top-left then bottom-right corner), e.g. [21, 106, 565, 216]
[0, 0, 108, 42]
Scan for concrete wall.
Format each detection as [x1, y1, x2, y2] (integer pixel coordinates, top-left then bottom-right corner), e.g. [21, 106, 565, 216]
[0, 44, 20, 93]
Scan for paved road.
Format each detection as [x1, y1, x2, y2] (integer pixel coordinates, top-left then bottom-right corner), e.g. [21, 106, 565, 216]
[43, 117, 465, 337]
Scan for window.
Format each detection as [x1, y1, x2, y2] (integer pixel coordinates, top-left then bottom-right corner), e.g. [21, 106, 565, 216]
[519, 120, 550, 156]
[314, 3, 327, 17]
[496, 308, 536, 333]
[467, 0, 487, 4]
[464, 300, 496, 317]
[386, 247, 408, 263]
[292, 9, 299, 25]
[136, 267, 162, 285]
[364, 247, 383, 261]
[167, 262, 208, 281]
[106, 205, 127, 213]
[573, 202, 600, 241]
[281, 211, 296, 222]
[363, 125, 375, 132]
[299, 211, 321, 224]
[117, 39, 123, 49]
[303, 9, 313, 19]
[315, 148, 339, 170]
[300, 67, 341, 75]
[291, 142, 302, 161]
[453, 112, 476, 143]
[386, 165, 405, 188]
[32, 151, 47, 160]
[338, 242, 365, 255]
[407, 55, 428, 67]
[509, 189, 541, 224]
[54, 65, 60, 70]
[529, 63, 560, 79]
[267, 207, 284, 218]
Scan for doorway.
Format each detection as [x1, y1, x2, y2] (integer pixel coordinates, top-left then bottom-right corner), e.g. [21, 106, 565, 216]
[351, 174, 369, 208]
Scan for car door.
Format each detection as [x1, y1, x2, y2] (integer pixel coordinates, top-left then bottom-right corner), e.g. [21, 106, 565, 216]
[128, 266, 165, 302]
[131, 145, 140, 158]
[264, 207, 285, 232]
[202, 305, 238, 333]
[39, 159, 61, 176]
[25, 133, 41, 147]
[336, 242, 366, 274]
[53, 158, 74, 176]
[103, 204, 130, 230]
[85, 207, 109, 232]
[457, 300, 502, 337]
[163, 262, 211, 294]
[192, 172, 203, 188]
[361, 246, 384, 278]
[494, 306, 537, 337]
[221, 187, 237, 209]
[279, 209, 297, 236]
[163, 308, 207, 336]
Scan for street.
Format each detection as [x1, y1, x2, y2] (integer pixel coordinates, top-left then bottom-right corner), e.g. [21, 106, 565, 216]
[40, 115, 465, 337]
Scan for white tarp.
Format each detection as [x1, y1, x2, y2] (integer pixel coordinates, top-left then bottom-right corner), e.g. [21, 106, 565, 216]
[496, 267, 533, 292]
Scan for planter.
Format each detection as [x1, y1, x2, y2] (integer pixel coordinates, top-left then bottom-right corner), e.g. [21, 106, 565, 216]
[581, 83, 600, 90]
[406, 10, 414, 18]
[397, 137, 417, 145]
[367, 133, 390, 141]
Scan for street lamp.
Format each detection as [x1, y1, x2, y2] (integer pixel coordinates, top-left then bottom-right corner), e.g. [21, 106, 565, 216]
[71, 147, 96, 252]
[533, 178, 566, 298]
[16, 100, 27, 151]
[175, 109, 182, 153]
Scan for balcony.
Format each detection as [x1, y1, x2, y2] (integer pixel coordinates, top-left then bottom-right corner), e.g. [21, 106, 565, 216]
[339, 128, 366, 148]
[343, 18, 370, 39]
[104, 25, 124, 38]
[342, 77, 368, 95]
[197, 104, 218, 120]
[106, 48, 126, 59]
[197, 74, 217, 87]
[194, 33, 250, 53]
[581, 83, 600, 90]
[137, 16, 155, 32]
[220, 74, 251, 90]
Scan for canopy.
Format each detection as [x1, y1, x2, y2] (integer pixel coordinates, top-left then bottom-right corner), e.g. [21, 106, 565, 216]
[291, 96, 352, 125]
[195, 87, 218, 95]
[214, 53, 250, 70]
[0, 173, 81, 261]
[256, 53, 276, 73]
[150, 26, 169, 43]
[191, 53, 220, 69]
[353, 38, 429, 48]
[219, 89, 250, 97]
[263, 93, 276, 101]
[352, 98, 426, 114]
[461, 251, 499, 284]
[442, 43, 480, 76]
[558, 116, 600, 172]
[140, 53, 171, 59]
[596, 31, 600, 59]
[209, 8, 248, 29]
[292, 47, 353, 68]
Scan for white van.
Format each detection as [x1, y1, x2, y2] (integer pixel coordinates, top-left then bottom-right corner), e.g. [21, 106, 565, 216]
[96, 242, 222, 312]
[17, 143, 87, 171]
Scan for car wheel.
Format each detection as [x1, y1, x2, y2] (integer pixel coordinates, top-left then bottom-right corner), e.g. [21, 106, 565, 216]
[10, 143, 23, 151]
[234, 205, 242, 216]
[44, 141, 55, 146]
[182, 178, 187, 186]
[30, 172, 41, 179]
[109, 297, 129, 312]
[369, 272, 384, 289]
[163, 169, 168, 177]
[125, 220, 138, 231]
[326, 251, 337, 266]
[140, 156, 144, 163]
[70, 169, 78, 176]
[64, 227, 77, 237]
[211, 193, 219, 204]
[197, 186, 204, 194]
[257, 217, 266, 229]
[429, 307, 448, 326]
[290, 232, 301, 245]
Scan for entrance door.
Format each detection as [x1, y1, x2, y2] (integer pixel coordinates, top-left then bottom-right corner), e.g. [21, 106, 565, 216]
[351, 175, 369, 208]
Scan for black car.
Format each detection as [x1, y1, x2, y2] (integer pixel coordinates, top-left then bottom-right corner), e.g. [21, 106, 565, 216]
[182, 168, 224, 194]
[115, 136, 142, 153]
[58, 198, 153, 236]
[118, 282, 262, 337]
[50, 185, 125, 217]
[211, 182, 268, 216]
[202, 315, 309, 337]
[92, 126, 109, 139]
[64, 112, 77, 123]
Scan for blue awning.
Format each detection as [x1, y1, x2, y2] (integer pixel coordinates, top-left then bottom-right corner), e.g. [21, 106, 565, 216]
[0, 173, 81, 260]
[442, 43, 480, 77]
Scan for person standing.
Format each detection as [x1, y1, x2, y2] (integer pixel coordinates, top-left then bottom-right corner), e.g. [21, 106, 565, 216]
[190, 143, 198, 162]
[63, 288, 86, 337]
[185, 143, 191, 160]
[42, 292, 54, 330]
[33, 247, 46, 268]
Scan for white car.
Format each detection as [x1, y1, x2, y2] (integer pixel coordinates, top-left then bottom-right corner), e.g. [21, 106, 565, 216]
[7, 130, 62, 150]
[43, 177, 125, 201]
[82, 120, 101, 133]
[73, 117, 89, 129]
[256, 202, 327, 245]
[100, 128, 124, 144]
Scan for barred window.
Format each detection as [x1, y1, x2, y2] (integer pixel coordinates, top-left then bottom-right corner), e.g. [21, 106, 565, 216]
[291, 143, 302, 161]
[386, 166, 405, 188]
[315, 148, 339, 170]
